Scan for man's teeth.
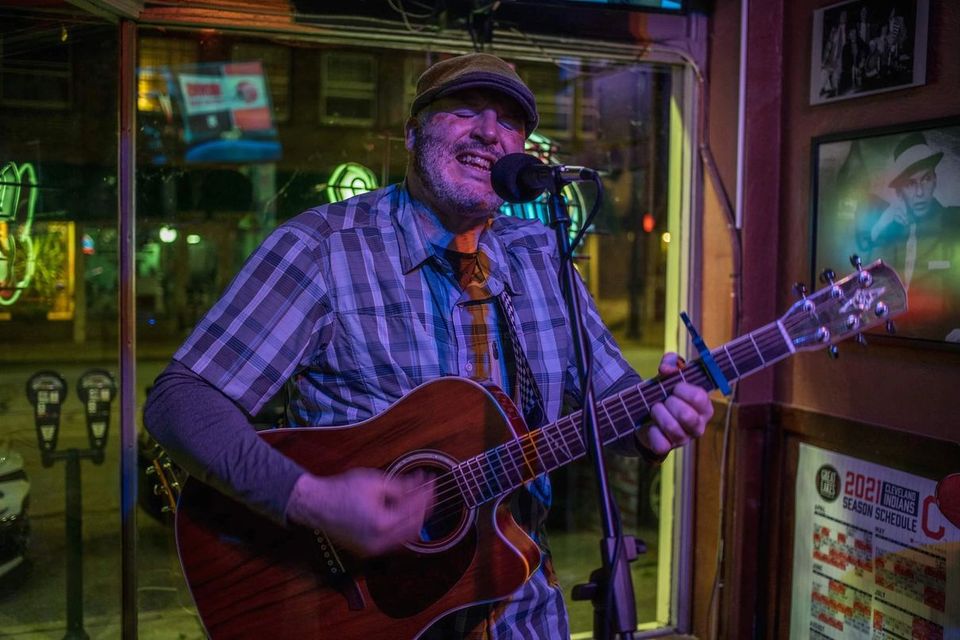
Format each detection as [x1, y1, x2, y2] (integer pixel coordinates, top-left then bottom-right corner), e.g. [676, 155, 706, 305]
[459, 155, 492, 170]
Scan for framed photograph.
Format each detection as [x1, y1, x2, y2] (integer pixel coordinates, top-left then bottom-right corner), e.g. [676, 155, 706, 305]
[810, 0, 929, 105]
[810, 117, 960, 347]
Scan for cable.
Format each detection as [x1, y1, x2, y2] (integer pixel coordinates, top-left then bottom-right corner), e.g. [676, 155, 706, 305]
[386, 0, 438, 33]
[706, 381, 737, 640]
[386, 0, 435, 19]
[567, 171, 603, 259]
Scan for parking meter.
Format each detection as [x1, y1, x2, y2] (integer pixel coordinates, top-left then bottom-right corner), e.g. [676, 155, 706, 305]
[77, 369, 116, 459]
[26, 371, 67, 466]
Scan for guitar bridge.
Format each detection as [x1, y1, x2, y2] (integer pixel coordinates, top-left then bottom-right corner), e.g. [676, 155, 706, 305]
[314, 528, 365, 611]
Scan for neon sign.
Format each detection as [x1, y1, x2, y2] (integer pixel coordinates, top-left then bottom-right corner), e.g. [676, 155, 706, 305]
[0, 161, 38, 306]
[326, 162, 379, 203]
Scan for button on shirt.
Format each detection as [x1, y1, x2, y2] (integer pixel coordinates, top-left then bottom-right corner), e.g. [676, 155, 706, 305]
[174, 183, 640, 639]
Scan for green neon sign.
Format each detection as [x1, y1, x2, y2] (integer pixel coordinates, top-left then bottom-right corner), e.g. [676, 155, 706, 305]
[0, 161, 38, 306]
[326, 162, 379, 203]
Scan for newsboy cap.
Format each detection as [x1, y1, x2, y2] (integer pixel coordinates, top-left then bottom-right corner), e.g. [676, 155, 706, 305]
[410, 53, 539, 135]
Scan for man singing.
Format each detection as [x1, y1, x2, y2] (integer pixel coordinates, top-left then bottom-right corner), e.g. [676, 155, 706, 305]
[145, 52, 713, 638]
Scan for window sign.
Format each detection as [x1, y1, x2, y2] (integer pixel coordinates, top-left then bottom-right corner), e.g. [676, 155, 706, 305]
[0, 161, 37, 307]
[140, 61, 282, 164]
[326, 162, 379, 202]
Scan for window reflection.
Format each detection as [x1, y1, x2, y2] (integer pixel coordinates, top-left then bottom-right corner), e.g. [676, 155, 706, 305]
[0, 14, 679, 634]
[0, 9, 125, 637]
[132, 31, 675, 635]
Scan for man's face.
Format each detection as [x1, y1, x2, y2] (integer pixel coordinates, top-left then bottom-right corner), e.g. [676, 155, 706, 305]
[407, 89, 526, 225]
[897, 168, 937, 217]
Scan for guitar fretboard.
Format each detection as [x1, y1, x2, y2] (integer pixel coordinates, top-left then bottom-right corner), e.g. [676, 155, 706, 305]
[451, 320, 795, 508]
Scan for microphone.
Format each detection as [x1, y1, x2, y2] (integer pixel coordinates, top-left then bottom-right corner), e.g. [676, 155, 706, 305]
[491, 153, 596, 203]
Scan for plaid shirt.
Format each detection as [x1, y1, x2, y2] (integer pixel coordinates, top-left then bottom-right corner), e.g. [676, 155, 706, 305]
[175, 183, 638, 639]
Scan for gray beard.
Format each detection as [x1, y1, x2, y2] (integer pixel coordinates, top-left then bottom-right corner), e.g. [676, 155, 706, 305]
[412, 128, 503, 219]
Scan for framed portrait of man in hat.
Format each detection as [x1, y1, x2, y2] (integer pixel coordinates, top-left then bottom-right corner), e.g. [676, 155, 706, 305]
[811, 116, 960, 347]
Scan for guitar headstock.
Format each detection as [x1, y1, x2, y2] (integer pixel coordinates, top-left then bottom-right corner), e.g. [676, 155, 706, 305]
[147, 451, 182, 514]
[782, 258, 907, 352]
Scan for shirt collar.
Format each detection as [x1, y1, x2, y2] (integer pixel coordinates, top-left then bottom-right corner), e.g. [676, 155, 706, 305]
[392, 183, 524, 296]
[393, 183, 435, 274]
[477, 224, 524, 296]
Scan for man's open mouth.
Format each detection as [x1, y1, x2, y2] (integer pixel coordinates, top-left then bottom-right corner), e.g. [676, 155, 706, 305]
[457, 152, 496, 172]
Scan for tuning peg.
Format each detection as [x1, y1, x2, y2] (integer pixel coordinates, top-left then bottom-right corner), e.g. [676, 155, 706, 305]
[852, 252, 875, 286]
[828, 344, 839, 359]
[855, 333, 868, 346]
[793, 282, 815, 311]
[875, 301, 889, 317]
[885, 320, 896, 335]
[820, 269, 843, 298]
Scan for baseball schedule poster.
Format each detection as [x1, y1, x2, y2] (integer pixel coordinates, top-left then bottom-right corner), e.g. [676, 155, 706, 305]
[790, 443, 959, 639]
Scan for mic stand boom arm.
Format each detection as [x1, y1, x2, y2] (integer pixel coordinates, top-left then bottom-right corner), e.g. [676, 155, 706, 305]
[545, 171, 638, 640]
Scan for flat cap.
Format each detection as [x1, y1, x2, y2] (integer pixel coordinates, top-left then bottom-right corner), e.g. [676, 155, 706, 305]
[410, 53, 539, 136]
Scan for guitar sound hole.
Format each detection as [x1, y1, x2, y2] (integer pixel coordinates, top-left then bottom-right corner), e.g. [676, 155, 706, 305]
[390, 453, 474, 553]
[419, 488, 467, 545]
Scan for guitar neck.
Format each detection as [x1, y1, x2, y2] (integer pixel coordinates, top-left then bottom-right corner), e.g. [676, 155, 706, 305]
[452, 320, 794, 508]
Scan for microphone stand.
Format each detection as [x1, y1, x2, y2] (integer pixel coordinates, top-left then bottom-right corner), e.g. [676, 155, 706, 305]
[545, 173, 639, 640]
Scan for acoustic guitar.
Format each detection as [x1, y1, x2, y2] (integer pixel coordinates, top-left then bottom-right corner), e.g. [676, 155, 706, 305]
[175, 259, 906, 639]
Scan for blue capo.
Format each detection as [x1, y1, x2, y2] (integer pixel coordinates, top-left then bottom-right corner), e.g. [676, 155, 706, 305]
[680, 311, 732, 396]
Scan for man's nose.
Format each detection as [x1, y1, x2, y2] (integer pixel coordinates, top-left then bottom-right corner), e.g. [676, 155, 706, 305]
[470, 109, 499, 143]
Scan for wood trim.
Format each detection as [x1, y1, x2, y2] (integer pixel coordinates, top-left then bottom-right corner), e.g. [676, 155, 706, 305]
[66, 0, 143, 20]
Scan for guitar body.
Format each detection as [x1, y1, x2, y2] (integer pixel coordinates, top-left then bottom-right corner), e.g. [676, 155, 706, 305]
[175, 377, 541, 640]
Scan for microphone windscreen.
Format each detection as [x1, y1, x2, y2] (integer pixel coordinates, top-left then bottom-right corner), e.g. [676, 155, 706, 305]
[491, 153, 544, 203]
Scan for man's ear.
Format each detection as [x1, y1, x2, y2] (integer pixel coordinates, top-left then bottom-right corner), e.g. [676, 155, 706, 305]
[404, 117, 418, 152]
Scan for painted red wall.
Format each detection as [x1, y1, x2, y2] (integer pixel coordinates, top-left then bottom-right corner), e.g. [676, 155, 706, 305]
[696, 2, 960, 637]
[703, 0, 960, 444]
[777, 0, 960, 437]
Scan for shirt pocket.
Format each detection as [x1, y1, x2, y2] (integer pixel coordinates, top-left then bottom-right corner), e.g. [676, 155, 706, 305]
[326, 309, 446, 408]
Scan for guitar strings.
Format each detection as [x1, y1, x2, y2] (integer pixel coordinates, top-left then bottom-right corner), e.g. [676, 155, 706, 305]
[427, 325, 794, 520]
[415, 320, 792, 520]
[410, 309, 838, 520]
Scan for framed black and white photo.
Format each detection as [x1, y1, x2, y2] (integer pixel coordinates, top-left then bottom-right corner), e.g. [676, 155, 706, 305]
[810, 117, 960, 348]
[810, 0, 928, 105]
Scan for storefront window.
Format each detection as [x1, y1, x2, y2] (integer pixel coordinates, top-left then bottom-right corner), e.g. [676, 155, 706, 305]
[2, 9, 688, 635]
[0, 6, 121, 636]
[132, 27, 678, 637]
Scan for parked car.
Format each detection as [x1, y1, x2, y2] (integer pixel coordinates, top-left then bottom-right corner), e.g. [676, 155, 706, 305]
[0, 441, 30, 585]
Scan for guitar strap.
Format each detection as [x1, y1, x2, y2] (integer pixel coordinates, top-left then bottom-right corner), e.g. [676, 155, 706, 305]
[446, 248, 557, 588]
[496, 289, 559, 588]
[495, 289, 546, 429]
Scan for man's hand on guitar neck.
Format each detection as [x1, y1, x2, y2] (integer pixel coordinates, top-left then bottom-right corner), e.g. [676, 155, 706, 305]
[635, 352, 714, 458]
[285, 468, 435, 557]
